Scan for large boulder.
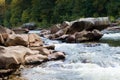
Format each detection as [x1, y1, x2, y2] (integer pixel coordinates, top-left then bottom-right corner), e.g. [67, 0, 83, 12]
[5, 34, 29, 47]
[67, 17, 110, 34]
[0, 46, 49, 76]
[5, 33, 43, 47]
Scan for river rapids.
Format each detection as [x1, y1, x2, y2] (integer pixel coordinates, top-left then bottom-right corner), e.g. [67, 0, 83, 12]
[21, 31, 120, 80]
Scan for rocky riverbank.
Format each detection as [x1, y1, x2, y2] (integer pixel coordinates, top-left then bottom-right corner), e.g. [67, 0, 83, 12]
[0, 26, 65, 79]
[0, 17, 119, 80]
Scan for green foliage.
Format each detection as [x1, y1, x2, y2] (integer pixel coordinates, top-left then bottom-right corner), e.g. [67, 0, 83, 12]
[3, 10, 11, 27]
[22, 9, 30, 23]
[1, 0, 120, 28]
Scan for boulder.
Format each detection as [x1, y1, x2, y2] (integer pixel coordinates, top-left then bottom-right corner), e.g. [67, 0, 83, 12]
[28, 33, 43, 47]
[0, 26, 14, 45]
[0, 25, 14, 34]
[22, 22, 37, 30]
[67, 17, 110, 34]
[0, 46, 49, 76]
[48, 51, 65, 60]
[5, 34, 29, 47]
[5, 33, 43, 47]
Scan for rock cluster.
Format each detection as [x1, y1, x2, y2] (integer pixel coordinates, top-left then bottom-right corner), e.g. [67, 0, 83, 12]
[0, 26, 65, 78]
[40, 17, 111, 42]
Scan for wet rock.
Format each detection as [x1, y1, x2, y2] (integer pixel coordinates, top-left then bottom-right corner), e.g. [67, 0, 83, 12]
[43, 45, 55, 50]
[48, 51, 65, 60]
[22, 22, 37, 30]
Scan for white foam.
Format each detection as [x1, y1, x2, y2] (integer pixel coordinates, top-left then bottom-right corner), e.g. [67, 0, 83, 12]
[22, 63, 120, 80]
[102, 33, 120, 40]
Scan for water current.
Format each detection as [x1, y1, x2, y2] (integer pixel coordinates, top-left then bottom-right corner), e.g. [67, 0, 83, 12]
[22, 30, 120, 80]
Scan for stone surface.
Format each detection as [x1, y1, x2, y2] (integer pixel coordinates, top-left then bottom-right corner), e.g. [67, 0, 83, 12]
[25, 54, 48, 64]
[30, 47, 51, 55]
[75, 29, 103, 42]
[48, 51, 65, 60]
[0, 26, 14, 45]
[28, 33, 43, 47]
[5, 34, 29, 47]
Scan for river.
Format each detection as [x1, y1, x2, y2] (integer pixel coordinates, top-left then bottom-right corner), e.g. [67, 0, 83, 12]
[21, 30, 120, 80]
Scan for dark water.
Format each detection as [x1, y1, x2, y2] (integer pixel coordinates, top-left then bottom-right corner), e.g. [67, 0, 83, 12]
[20, 31, 120, 80]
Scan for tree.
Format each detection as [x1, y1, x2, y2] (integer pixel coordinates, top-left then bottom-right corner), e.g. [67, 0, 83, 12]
[10, 0, 23, 26]
[21, 9, 30, 23]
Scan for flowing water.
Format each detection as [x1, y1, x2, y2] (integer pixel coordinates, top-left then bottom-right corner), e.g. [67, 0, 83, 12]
[22, 31, 120, 80]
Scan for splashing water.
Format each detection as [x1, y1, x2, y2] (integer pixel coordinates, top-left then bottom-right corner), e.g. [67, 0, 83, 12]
[22, 32, 120, 80]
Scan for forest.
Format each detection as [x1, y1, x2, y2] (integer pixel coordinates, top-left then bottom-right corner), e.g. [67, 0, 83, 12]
[0, 0, 120, 28]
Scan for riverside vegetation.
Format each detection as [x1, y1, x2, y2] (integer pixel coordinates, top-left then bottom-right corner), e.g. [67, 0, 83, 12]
[0, 0, 120, 28]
